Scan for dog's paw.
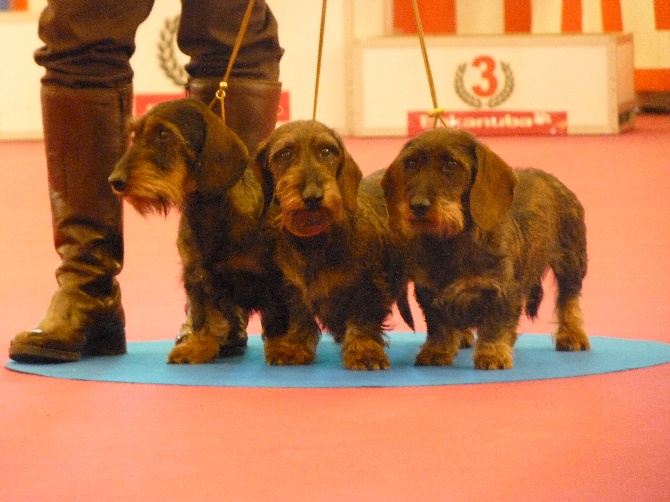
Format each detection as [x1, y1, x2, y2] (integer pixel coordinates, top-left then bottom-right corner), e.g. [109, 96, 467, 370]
[342, 339, 390, 370]
[167, 335, 220, 364]
[473, 342, 513, 370]
[263, 338, 316, 366]
[415, 343, 457, 366]
[554, 329, 591, 351]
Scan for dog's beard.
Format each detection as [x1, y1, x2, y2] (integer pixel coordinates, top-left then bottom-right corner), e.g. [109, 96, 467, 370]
[115, 168, 190, 217]
[121, 181, 186, 217]
[124, 195, 174, 217]
[275, 180, 343, 237]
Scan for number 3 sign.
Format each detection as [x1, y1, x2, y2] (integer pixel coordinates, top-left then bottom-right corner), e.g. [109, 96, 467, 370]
[455, 55, 514, 108]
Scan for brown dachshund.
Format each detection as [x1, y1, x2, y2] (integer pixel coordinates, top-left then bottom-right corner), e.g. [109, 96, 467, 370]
[382, 127, 590, 370]
[251, 120, 414, 370]
[109, 98, 290, 363]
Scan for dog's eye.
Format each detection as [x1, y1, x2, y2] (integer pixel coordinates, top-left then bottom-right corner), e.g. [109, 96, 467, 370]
[273, 148, 293, 164]
[318, 145, 338, 160]
[443, 159, 461, 172]
[405, 158, 420, 172]
[155, 127, 174, 142]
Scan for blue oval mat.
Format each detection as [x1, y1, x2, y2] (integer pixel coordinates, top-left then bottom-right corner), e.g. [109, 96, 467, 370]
[5, 334, 670, 388]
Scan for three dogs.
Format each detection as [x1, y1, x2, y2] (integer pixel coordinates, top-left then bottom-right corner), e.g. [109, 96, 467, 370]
[382, 128, 590, 369]
[110, 99, 589, 371]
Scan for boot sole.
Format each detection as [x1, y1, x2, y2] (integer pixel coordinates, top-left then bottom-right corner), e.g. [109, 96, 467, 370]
[9, 335, 127, 364]
[9, 343, 82, 364]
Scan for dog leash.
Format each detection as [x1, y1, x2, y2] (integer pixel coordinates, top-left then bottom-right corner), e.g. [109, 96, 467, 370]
[313, 0, 328, 120]
[209, 0, 257, 125]
[411, 0, 447, 129]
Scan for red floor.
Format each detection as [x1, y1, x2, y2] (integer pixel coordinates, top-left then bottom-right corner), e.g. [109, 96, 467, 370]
[1, 115, 669, 501]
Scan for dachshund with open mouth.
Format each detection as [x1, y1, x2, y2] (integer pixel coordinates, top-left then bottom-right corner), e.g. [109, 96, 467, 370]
[251, 120, 414, 370]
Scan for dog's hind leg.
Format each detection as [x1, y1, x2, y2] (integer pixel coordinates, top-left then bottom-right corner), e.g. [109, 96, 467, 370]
[553, 266, 590, 351]
[551, 213, 590, 351]
[554, 293, 590, 351]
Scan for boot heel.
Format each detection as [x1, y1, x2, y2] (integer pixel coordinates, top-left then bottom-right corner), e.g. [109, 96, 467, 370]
[83, 313, 127, 356]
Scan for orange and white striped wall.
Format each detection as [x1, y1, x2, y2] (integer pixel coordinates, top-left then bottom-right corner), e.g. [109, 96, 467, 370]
[393, 0, 670, 93]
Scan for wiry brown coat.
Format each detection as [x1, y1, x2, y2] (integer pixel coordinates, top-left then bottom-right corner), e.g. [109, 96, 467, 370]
[382, 127, 589, 370]
[252, 120, 413, 370]
[109, 98, 289, 363]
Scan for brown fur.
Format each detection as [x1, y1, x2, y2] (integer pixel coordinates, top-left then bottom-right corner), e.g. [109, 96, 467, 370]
[251, 120, 414, 370]
[382, 127, 590, 370]
[109, 98, 290, 363]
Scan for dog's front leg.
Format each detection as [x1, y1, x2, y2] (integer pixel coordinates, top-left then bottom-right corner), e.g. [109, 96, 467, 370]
[168, 302, 223, 364]
[472, 316, 517, 370]
[414, 287, 467, 366]
[262, 288, 321, 366]
[340, 320, 390, 370]
[167, 246, 221, 364]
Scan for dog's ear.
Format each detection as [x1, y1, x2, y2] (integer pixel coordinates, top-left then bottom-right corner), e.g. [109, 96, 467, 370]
[249, 138, 275, 212]
[194, 105, 249, 197]
[470, 141, 518, 231]
[338, 151, 363, 214]
[380, 153, 404, 216]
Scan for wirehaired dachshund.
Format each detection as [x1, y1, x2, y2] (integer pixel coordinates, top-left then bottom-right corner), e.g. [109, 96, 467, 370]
[108, 98, 289, 363]
[251, 120, 414, 370]
[381, 127, 590, 370]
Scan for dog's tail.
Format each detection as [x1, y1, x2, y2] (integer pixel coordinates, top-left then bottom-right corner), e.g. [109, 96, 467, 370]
[397, 283, 415, 331]
[524, 282, 544, 319]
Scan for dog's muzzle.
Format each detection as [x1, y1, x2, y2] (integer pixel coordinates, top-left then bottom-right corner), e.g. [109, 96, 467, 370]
[409, 196, 431, 219]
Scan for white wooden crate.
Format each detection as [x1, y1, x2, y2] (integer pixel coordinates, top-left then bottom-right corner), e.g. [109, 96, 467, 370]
[348, 33, 635, 136]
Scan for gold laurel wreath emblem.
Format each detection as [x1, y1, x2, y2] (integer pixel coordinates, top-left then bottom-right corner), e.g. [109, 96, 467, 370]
[488, 63, 514, 108]
[157, 15, 187, 88]
[454, 61, 514, 109]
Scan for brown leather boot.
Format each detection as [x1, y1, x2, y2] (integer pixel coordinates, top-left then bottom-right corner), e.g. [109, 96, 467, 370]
[9, 85, 132, 363]
[174, 76, 282, 356]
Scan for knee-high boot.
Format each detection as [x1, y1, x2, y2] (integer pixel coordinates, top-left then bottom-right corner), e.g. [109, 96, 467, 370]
[9, 85, 132, 363]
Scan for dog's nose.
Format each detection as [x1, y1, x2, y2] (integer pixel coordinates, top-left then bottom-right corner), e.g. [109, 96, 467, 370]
[303, 195, 323, 211]
[410, 197, 431, 218]
[302, 184, 324, 211]
[108, 175, 127, 193]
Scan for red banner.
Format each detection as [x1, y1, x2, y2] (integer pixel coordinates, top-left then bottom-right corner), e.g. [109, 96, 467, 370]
[408, 110, 568, 136]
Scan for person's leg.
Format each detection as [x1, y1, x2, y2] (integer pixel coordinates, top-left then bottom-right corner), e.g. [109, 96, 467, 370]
[179, 0, 284, 154]
[9, 0, 153, 363]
